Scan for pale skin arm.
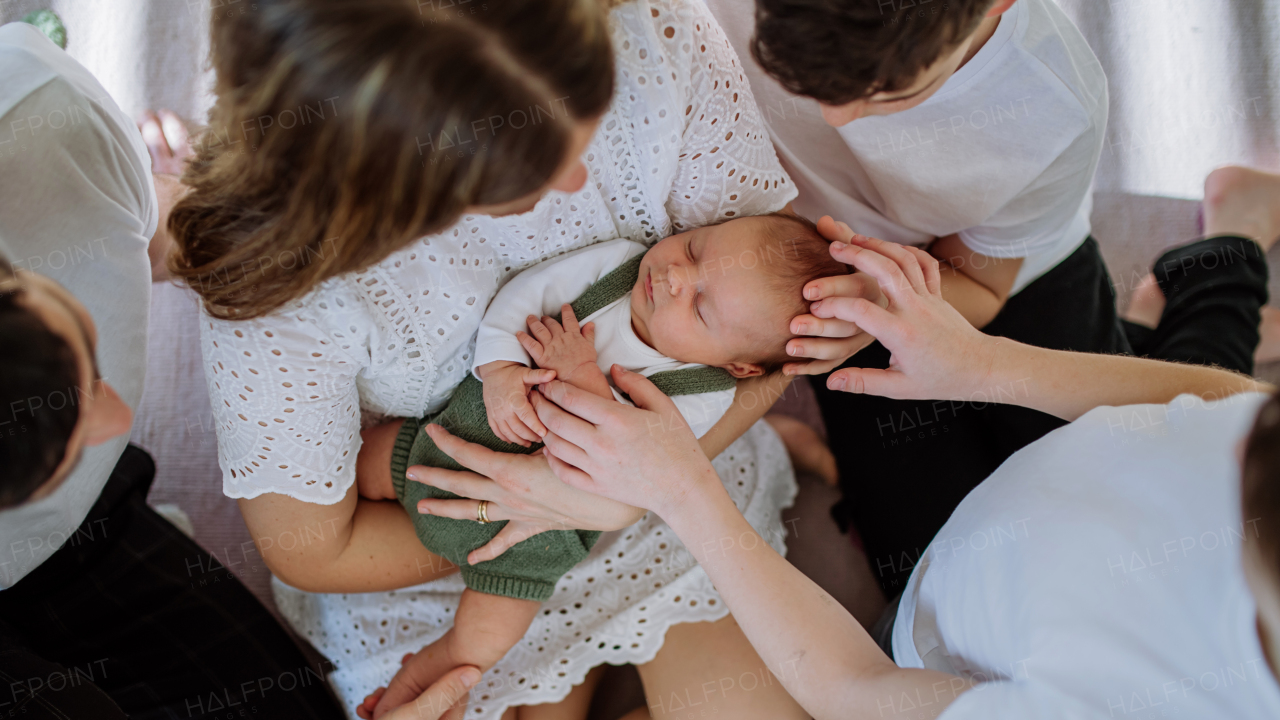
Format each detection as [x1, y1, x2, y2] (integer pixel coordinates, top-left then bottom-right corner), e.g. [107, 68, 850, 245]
[528, 373, 963, 720]
[524, 237, 1270, 719]
[237, 484, 457, 594]
[814, 234, 1271, 421]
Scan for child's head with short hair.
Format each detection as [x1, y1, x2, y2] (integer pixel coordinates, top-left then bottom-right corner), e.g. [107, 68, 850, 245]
[751, 0, 1009, 117]
[629, 212, 849, 377]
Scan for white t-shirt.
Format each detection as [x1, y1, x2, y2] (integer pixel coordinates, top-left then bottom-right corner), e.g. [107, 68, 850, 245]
[473, 238, 735, 438]
[892, 392, 1280, 719]
[703, 0, 1107, 293]
[0, 23, 156, 588]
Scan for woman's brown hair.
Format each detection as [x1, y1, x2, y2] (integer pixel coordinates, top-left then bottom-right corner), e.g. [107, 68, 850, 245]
[170, 0, 615, 319]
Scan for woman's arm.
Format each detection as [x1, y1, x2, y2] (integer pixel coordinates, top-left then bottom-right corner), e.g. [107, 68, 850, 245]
[237, 486, 456, 593]
[816, 235, 1271, 421]
[529, 373, 963, 720]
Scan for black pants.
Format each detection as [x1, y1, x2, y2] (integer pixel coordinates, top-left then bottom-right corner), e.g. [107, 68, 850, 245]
[812, 236, 1269, 596]
[0, 445, 346, 720]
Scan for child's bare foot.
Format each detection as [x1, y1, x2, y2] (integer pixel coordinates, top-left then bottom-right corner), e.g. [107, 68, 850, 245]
[371, 591, 539, 718]
[1121, 274, 1165, 330]
[137, 109, 192, 176]
[765, 414, 838, 486]
[1203, 166, 1280, 251]
[1258, 307, 1280, 365]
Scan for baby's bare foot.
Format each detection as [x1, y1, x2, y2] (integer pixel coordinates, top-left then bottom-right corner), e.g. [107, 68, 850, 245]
[765, 414, 838, 486]
[1203, 166, 1280, 251]
[1121, 274, 1165, 330]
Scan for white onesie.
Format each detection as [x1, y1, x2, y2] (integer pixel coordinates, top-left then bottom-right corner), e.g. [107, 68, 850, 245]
[471, 238, 736, 437]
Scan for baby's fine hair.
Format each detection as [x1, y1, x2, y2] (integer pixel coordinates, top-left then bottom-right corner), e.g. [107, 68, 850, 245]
[755, 212, 851, 373]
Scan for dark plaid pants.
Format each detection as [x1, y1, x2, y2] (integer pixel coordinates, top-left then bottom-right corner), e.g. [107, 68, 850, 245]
[812, 235, 1269, 596]
[0, 445, 346, 719]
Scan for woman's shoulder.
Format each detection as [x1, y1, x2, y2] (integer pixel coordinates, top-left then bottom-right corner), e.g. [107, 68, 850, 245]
[200, 270, 372, 362]
[607, 0, 723, 86]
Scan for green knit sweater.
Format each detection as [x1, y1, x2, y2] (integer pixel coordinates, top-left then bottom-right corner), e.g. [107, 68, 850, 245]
[389, 249, 735, 601]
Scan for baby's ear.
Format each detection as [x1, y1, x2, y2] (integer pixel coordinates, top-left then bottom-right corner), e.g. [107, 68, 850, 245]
[721, 361, 764, 379]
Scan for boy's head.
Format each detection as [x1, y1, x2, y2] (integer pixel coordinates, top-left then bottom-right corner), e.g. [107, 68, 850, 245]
[751, 0, 1016, 126]
[630, 213, 848, 378]
[0, 257, 133, 510]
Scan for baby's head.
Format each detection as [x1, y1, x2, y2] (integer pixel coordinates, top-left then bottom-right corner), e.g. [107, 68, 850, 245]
[630, 213, 849, 377]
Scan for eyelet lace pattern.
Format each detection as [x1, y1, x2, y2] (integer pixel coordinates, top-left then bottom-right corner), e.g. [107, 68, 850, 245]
[201, 0, 798, 715]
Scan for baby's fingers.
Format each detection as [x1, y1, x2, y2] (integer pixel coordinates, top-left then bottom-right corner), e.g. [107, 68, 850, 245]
[527, 316, 553, 343]
[517, 366, 556, 387]
[516, 331, 544, 362]
[541, 315, 565, 336]
[514, 397, 549, 439]
[500, 416, 535, 447]
[508, 413, 541, 445]
[560, 304, 581, 334]
[582, 321, 596, 343]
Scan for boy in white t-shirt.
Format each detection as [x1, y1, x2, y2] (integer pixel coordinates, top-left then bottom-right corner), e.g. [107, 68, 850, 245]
[703, 0, 1131, 594]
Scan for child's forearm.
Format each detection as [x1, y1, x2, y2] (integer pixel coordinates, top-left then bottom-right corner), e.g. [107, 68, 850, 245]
[699, 373, 791, 458]
[928, 233, 1022, 329]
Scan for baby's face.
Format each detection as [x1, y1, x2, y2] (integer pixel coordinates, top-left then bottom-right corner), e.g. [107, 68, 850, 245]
[630, 217, 794, 378]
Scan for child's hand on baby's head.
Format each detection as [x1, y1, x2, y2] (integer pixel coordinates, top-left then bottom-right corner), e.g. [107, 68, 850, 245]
[477, 360, 555, 447]
[516, 304, 600, 385]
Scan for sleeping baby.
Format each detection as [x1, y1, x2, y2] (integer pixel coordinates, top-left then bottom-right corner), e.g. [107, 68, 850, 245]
[355, 211, 846, 716]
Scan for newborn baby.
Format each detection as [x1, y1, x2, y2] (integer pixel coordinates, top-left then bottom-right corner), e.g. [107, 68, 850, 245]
[357, 212, 846, 717]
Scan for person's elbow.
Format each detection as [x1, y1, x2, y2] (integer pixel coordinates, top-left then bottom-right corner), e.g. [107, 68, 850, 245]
[970, 291, 1008, 329]
[256, 545, 338, 593]
[236, 493, 352, 592]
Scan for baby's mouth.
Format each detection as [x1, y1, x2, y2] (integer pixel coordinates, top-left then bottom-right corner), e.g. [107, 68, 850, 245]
[645, 272, 654, 303]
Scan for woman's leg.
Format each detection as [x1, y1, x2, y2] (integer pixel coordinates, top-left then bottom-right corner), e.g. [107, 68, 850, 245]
[515, 664, 608, 720]
[633, 615, 808, 719]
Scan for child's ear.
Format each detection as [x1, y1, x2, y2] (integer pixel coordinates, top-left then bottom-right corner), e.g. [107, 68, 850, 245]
[722, 362, 764, 379]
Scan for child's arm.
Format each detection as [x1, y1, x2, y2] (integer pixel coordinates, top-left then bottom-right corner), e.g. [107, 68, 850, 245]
[928, 232, 1023, 329]
[517, 304, 615, 402]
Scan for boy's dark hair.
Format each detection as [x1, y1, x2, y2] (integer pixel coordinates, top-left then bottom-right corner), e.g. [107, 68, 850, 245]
[0, 257, 82, 509]
[756, 212, 850, 374]
[1243, 391, 1280, 578]
[752, 0, 995, 105]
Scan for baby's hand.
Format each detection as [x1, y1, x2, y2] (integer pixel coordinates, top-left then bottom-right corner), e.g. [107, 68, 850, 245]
[477, 361, 555, 447]
[517, 305, 599, 385]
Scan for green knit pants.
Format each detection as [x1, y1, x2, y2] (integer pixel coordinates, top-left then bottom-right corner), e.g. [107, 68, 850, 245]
[389, 375, 600, 602]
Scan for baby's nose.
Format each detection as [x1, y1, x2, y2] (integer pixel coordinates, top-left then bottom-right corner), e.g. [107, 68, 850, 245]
[666, 265, 689, 295]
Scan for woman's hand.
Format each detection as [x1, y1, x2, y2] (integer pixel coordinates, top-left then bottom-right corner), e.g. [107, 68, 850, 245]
[783, 216, 887, 376]
[407, 425, 646, 563]
[528, 367, 724, 516]
[816, 234, 1000, 401]
[356, 664, 480, 720]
